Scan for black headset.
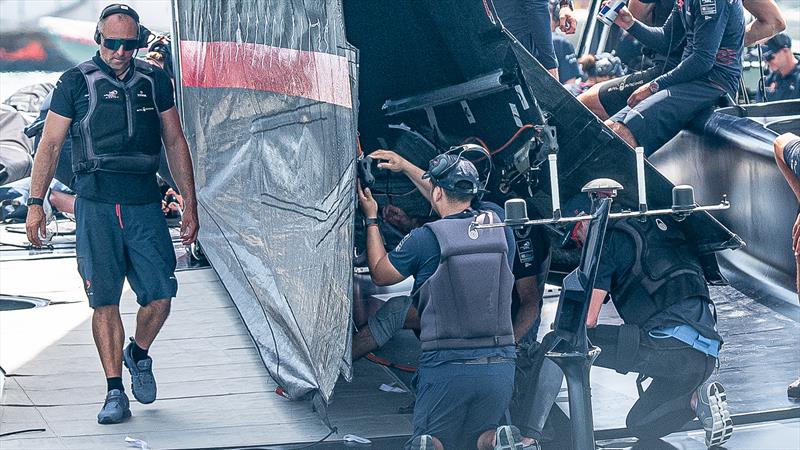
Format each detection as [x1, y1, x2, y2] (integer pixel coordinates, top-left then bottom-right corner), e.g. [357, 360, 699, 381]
[94, 4, 150, 49]
[427, 144, 493, 195]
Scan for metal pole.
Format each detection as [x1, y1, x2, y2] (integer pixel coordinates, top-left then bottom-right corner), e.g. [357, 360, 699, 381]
[549, 154, 562, 219]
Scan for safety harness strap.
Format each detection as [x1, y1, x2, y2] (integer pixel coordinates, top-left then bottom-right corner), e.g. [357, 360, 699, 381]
[615, 324, 640, 375]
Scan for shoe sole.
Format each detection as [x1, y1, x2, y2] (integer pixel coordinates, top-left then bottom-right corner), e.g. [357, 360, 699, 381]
[123, 345, 157, 404]
[704, 382, 733, 448]
[496, 426, 524, 450]
[411, 435, 434, 450]
[97, 408, 131, 425]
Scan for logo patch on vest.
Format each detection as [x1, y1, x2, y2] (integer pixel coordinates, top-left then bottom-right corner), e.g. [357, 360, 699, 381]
[700, 0, 717, 17]
[137, 90, 148, 98]
[104, 89, 119, 100]
[655, 218, 668, 231]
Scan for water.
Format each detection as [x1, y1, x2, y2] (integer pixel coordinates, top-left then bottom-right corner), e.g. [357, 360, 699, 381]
[0, 71, 61, 102]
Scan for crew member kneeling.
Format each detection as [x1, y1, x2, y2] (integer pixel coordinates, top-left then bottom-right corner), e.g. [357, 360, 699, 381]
[357, 155, 523, 450]
[568, 197, 734, 448]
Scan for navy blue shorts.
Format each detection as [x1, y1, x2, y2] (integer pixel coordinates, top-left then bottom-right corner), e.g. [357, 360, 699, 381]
[75, 198, 177, 308]
[783, 138, 800, 179]
[406, 360, 515, 449]
[611, 80, 726, 156]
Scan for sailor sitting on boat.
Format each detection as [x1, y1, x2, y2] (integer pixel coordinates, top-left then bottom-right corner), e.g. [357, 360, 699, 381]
[356, 154, 524, 450]
[603, 0, 746, 156]
[550, 194, 734, 448]
[579, 0, 785, 121]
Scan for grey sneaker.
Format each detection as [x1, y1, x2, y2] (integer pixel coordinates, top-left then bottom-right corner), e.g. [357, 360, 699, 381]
[123, 338, 157, 404]
[788, 377, 800, 399]
[695, 381, 733, 448]
[409, 434, 435, 450]
[495, 425, 524, 450]
[97, 389, 131, 424]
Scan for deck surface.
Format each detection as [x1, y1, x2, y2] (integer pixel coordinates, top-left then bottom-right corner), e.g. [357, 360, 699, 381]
[1, 226, 798, 449]
[0, 255, 413, 449]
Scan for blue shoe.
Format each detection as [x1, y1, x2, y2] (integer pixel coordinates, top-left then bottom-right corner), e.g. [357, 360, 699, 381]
[695, 381, 733, 448]
[495, 425, 524, 450]
[123, 338, 157, 404]
[97, 389, 131, 424]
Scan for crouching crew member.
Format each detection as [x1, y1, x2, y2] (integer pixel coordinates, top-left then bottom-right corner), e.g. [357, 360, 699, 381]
[564, 194, 734, 448]
[356, 154, 523, 450]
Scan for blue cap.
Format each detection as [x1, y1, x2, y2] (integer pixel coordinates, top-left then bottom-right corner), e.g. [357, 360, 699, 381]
[762, 33, 792, 59]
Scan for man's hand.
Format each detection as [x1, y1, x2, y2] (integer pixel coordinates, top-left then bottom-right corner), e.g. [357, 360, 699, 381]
[627, 83, 654, 107]
[25, 205, 46, 247]
[180, 203, 199, 245]
[559, 6, 578, 34]
[611, 4, 635, 30]
[370, 150, 409, 173]
[357, 181, 379, 218]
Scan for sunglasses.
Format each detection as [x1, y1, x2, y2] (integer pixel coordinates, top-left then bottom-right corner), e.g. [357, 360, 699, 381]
[765, 53, 776, 62]
[101, 36, 139, 52]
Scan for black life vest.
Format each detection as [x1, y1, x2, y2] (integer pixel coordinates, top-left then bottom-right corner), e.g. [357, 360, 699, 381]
[416, 211, 515, 351]
[610, 217, 710, 328]
[70, 59, 162, 174]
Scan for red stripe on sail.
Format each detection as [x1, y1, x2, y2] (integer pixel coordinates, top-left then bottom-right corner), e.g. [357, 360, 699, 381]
[179, 40, 352, 108]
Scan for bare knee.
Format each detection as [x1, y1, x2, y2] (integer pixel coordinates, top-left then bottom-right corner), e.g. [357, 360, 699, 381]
[144, 299, 171, 318]
[93, 304, 120, 318]
[775, 132, 799, 166]
[606, 120, 638, 148]
[578, 84, 609, 120]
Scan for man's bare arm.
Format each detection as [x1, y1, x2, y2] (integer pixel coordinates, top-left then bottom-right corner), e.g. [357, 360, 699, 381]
[29, 111, 70, 199]
[25, 111, 71, 246]
[160, 106, 199, 244]
[370, 149, 434, 202]
[513, 275, 542, 343]
[586, 288, 608, 328]
[743, 0, 786, 47]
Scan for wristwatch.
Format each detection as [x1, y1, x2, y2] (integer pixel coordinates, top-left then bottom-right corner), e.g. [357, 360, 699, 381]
[648, 81, 660, 94]
[26, 197, 44, 206]
[559, 0, 574, 9]
[364, 217, 379, 227]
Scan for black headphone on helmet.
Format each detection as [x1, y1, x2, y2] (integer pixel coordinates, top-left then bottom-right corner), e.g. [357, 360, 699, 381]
[94, 4, 150, 49]
[425, 144, 493, 196]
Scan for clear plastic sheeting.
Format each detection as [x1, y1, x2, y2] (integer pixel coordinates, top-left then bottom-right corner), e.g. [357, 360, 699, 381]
[173, 0, 357, 402]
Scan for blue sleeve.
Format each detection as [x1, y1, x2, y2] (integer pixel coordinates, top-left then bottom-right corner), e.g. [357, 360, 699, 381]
[555, 38, 581, 82]
[525, 0, 558, 69]
[627, 5, 683, 56]
[387, 228, 430, 278]
[654, 0, 730, 90]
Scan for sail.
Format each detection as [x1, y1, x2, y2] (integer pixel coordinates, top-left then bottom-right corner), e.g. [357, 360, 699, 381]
[172, 0, 357, 402]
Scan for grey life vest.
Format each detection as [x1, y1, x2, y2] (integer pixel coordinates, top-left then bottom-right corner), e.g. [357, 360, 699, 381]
[416, 211, 515, 351]
[610, 217, 710, 328]
[70, 59, 162, 174]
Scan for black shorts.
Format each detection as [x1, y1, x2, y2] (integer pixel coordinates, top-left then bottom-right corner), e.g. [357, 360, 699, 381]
[610, 80, 726, 156]
[597, 65, 663, 117]
[75, 198, 177, 308]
